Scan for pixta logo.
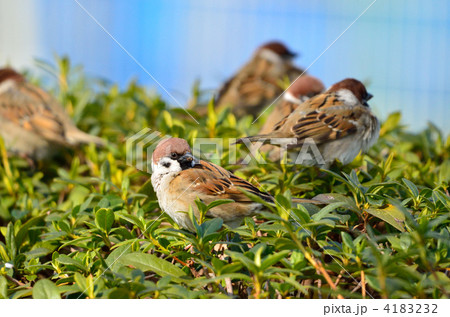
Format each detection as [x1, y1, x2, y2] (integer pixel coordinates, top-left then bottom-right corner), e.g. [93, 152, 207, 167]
[126, 129, 325, 172]
[126, 128, 171, 173]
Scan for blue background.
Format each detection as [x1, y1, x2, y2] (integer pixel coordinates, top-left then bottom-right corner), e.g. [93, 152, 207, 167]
[0, 0, 448, 132]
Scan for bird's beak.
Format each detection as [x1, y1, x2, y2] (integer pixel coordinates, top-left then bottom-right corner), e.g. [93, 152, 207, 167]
[178, 153, 197, 170]
[363, 93, 373, 107]
[286, 51, 297, 58]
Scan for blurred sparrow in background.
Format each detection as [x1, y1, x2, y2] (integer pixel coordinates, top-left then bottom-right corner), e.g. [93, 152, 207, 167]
[0, 68, 104, 160]
[236, 78, 379, 167]
[257, 75, 325, 161]
[215, 41, 305, 118]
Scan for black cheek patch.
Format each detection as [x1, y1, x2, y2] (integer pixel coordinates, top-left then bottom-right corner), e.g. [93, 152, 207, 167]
[179, 161, 193, 170]
[163, 162, 171, 168]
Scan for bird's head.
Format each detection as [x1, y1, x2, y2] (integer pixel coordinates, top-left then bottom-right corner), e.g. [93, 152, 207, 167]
[256, 41, 297, 63]
[152, 138, 197, 174]
[0, 68, 25, 84]
[328, 78, 373, 107]
[284, 75, 325, 103]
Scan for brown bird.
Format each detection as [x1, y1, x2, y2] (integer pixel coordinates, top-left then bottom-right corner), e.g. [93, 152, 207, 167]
[150, 138, 273, 231]
[151, 138, 321, 231]
[235, 78, 380, 167]
[256, 75, 325, 161]
[0, 68, 104, 160]
[215, 41, 305, 118]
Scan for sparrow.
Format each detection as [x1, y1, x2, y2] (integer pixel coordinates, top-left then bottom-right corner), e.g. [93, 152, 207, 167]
[256, 75, 325, 161]
[151, 137, 274, 231]
[235, 78, 380, 167]
[215, 41, 305, 118]
[0, 68, 104, 160]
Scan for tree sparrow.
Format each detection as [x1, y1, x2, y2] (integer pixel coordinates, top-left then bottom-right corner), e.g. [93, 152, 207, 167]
[215, 41, 305, 118]
[257, 75, 325, 161]
[0, 68, 104, 160]
[236, 78, 380, 167]
[150, 138, 274, 231]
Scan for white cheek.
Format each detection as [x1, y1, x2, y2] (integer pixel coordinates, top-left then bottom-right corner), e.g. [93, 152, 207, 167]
[0, 79, 16, 95]
[168, 160, 182, 172]
[157, 158, 182, 174]
[284, 91, 302, 104]
[258, 48, 284, 64]
[336, 89, 359, 106]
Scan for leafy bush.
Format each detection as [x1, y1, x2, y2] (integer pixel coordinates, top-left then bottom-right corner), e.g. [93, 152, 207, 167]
[0, 57, 448, 299]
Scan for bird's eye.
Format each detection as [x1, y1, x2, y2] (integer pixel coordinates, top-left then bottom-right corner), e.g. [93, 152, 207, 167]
[170, 152, 178, 159]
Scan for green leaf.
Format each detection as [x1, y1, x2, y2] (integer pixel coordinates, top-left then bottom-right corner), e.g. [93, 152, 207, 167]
[6, 222, 16, 260]
[74, 272, 87, 293]
[137, 178, 156, 197]
[206, 199, 234, 210]
[57, 254, 88, 272]
[313, 193, 360, 214]
[108, 288, 133, 299]
[79, 194, 95, 214]
[0, 275, 8, 299]
[365, 204, 406, 232]
[226, 250, 258, 273]
[188, 273, 252, 287]
[201, 218, 223, 237]
[101, 159, 111, 181]
[261, 250, 290, 270]
[432, 190, 450, 209]
[74, 273, 95, 298]
[162, 110, 173, 128]
[32, 279, 61, 299]
[380, 111, 401, 135]
[312, 202, 346, 221]
[117, 252, 188, 282]
[105, 244, 132, 271]
[95, 208, 114, 233]
[341, 232, 354, 249]
[15, 216, 45, 248]
[207, 97, 217, 130]
[438, 159, 450, 184]
[275, 193, 292, 211]
[402, 178, 419, 198]
[118, 213, 145, 231]
[266, 274, 308, 294]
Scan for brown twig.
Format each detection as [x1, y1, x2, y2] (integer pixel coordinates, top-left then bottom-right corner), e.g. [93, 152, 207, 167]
[186, 259, 201, 278]
[351, 283, 361, 293]
[361, 270, 366, 299]
[335, 270, 345, 287]
[4, 274, 27, 287]
[171, 256, 201, 278]
[317, 278, 322, 299]
[275, 289, 282, 299]
[172, 256, 188, 266]
[309, 256, 344, 299]
[224, 277, 233, 296]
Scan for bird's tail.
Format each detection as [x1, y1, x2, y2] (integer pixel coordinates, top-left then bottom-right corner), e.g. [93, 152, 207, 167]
[66, 128, 105, 147]
[234, 134, 272, 145]
[291, 197, 324, 205]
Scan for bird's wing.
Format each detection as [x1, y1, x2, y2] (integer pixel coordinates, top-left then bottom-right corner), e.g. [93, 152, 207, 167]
[216, 58, 281, 108]
[286, 65, 305, 82]
[0, 82, 69, 145]
[286, 93, 368, 145]
[259, 99, 299, 135]
[171, 160, 273, 204]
